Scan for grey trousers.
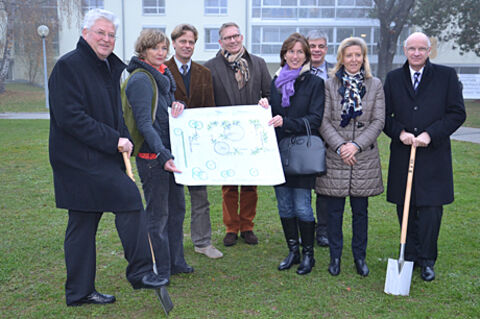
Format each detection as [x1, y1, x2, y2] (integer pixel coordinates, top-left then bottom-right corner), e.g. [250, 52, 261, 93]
[188, 185, 212, 248]
[136, 157, 188, 279]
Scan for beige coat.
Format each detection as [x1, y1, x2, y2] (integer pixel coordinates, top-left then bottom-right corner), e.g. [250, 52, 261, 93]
[315, 75, 385, 197]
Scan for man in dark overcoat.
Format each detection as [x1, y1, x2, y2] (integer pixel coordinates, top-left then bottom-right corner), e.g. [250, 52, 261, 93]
[48, 9, 167, 306]
[383, 32, 466, 282]
[204, 22, 271, 247]
[165, 24, 223, 259]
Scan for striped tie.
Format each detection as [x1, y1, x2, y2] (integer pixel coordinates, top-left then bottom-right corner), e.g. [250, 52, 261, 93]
[413, 72, 421, 91]
[181, 64, 188, 75]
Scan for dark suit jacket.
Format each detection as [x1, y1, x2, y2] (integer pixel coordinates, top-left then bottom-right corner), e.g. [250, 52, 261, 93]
[165, 58, 215, 108]
[48, 37, 142, 212]
[204, 49, 271, 106]
[383, 59, 466, 206]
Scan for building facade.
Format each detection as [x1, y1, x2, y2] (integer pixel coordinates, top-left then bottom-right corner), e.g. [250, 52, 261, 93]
[7, 0, 480, 96]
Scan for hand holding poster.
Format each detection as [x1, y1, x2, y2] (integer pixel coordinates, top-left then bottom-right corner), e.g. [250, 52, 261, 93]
[169, 105, 285, 186]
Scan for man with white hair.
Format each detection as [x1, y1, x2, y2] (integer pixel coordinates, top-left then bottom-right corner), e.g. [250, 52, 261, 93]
[383, 32, 465, 282]
[48, 9, 167, 306]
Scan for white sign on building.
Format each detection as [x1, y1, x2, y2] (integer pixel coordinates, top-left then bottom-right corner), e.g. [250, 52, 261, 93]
[459, 74, 480, 99]
[169, 105, 285, 186]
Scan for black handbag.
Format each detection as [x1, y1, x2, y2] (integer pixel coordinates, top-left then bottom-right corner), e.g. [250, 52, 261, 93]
[278, 118, 326, 176]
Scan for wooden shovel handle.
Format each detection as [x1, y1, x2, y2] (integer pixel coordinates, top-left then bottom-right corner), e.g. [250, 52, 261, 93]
[122, 152, 135, 182]
[400, 145, 416, 245]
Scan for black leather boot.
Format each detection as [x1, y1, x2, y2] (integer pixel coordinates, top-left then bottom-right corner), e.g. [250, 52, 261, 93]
[278, 218, 300, 270]
[296, 220, 315, 275]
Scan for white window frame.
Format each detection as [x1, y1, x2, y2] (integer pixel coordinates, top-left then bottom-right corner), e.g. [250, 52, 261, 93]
[205, 28, 220, 51]
[143, 0, 166, 15]
[204, 0, 228, 15]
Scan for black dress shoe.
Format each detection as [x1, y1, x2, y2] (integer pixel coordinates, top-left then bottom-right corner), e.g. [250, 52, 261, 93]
[172, 265, 194, 275]
[328, 258, 341, 276]
[132, 272, 169, 289]
[421, 266, 435, 281]
[316, 234, 329, 247]
[354, 259, 369, 277]
[68, 291, 116, 306]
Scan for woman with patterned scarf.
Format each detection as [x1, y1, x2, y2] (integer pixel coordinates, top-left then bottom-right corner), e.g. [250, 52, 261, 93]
[123, 29, 193, 284]
[315, 37, 385, 277]
[259, 33, 324, 275]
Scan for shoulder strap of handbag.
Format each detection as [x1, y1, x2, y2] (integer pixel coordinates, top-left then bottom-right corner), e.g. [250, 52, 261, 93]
[121, 68, 159, 156]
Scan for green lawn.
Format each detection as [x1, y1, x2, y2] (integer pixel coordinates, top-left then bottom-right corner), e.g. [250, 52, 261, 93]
[0, 120, 479, 318]
[0, 83, 48, 112]
[1, 83, 479, 129]
[464, 100, 480, 128]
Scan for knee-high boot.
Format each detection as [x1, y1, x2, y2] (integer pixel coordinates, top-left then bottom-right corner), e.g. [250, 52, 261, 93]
[278, 217, 300, 270]
[297, 220, 315, 275]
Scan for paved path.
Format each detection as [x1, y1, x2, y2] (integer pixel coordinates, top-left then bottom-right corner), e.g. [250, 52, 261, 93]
[1, 112, 480, 144]
[0, 112, 50, 119]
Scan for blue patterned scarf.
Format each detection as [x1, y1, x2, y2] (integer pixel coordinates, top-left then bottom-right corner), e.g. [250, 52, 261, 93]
[340, 68, 365, 127]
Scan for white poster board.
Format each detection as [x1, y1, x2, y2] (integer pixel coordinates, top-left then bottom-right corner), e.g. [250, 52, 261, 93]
[459, 74, 480, 99]
[169, 105, 285, 186]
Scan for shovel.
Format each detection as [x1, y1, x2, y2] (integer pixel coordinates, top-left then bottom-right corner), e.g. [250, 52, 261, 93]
[122, 152, 174, 315]
[384, 145, 416, 296]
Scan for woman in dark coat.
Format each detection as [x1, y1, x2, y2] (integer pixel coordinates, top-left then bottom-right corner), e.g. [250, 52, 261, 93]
[315, 37, 385, 277]
[259, 33, 324, 275]
[124, 29, 192, 282]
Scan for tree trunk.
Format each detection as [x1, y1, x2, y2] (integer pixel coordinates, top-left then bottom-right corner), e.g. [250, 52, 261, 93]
[0, 2, 15, 95]
[374, 0, 416, 82]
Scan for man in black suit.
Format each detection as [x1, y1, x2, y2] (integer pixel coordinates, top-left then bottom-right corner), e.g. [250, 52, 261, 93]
[307, 30, 332, 247]
[383, 32, 466, 282]
[48, 9, 167, 306]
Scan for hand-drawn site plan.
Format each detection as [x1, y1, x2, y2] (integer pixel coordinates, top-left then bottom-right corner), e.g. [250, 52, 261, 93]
[169, 105, 285, 186]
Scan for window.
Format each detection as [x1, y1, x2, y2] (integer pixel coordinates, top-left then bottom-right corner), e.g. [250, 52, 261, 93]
[143, 0, 165, 15]
[142, 26, 166, 34]
[83, 0, 104, 12]
[251, 25, 379, 59]
[205, 28, 220, 50]
[205, 0, 228, 15]
[252, 0, 374, 19]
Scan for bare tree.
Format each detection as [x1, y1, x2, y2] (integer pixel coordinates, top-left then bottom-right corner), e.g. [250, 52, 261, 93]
[0, 0, 81, 94]
[373, 0, 415, 82]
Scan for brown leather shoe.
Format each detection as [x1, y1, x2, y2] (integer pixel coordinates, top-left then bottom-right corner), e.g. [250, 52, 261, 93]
[240, 231, 258, 245]
[223, 232, 238, 246]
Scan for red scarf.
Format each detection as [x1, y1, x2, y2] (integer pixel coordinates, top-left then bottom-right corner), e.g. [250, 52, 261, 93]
[141, 58, 167, 74]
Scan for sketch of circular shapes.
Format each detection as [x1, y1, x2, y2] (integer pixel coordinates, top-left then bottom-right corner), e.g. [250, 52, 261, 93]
[192, 167, 208, 180]
[249, 168, 259, 177]
[205, 160, 216, 170]
[189, 120, 204, 129]
[220, 169, 235, 178]
[173, 128, 183, 135]
[214, 141, 230, 155]
[225, 125, 245, 141]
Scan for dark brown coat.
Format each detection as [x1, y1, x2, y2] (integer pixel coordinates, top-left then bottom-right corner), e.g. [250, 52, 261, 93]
[165, 58, 215, 108]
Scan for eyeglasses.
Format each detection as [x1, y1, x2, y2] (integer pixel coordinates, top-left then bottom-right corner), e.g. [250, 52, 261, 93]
[222, 34, 241, 41]
[91, 29, 116, 40]
[406, 47, 429, 53]
[310, 44, 327, 49]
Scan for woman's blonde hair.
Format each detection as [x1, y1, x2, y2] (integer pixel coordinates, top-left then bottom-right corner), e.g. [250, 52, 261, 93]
[134, 29, 170, 59]
[330, 37, 372, 78]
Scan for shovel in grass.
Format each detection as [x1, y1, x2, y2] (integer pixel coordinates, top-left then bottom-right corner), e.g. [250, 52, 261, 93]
[122, 152, 174, 315]
[384, 145, 416, 296]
